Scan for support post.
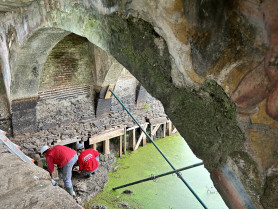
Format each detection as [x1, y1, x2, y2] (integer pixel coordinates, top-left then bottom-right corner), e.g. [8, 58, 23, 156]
[151, 124, 161, 138]
[124, 127, 127, 154]
[119, 135, 122, 157]
[130, 129, 136, 150]
[163, 122, 166, 138]
[167, 120, 172, 136]
[150, 125, 154, 139]
[104, 139, 110, 154]
[134, 123, 148, 151]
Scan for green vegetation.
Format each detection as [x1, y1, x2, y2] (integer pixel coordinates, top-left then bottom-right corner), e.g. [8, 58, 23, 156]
[143, 103, 150, 110]
[85, 134, 228, 209]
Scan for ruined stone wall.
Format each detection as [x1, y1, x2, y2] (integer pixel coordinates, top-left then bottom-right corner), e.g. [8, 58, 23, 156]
[37, 33, 95, 130]
[2, 0, 278, 208]
[14, 72, 166, 159]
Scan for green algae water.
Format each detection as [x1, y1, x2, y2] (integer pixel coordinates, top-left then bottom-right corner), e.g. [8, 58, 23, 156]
[86, 134, 228, 209]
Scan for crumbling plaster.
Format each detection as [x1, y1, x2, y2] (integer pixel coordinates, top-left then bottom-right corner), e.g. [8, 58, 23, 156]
[0, 0, 278, 209]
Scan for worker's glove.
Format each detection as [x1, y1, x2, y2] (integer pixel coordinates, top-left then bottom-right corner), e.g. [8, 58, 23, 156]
[51, 178, 58, 186]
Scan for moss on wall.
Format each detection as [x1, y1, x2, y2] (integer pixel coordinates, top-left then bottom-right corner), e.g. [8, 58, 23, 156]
[98, 14, 245, 170]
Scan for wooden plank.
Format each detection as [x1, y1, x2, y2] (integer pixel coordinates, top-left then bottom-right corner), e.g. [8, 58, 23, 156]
[124, 128, 127, 154]
[150, 125, 153, 139]
[126, 123, 149, 131]
[134, 123, 148, 151]
[92, 143, 97, 150]
[151, 124, 161, 136]
[119, 135, 122, 158]
[126, 126, 139, 131]
[130, 129, 136, 150]
[163, 122, 166, 138]
[172, 127, 177, 134]
[104, 84, 115, 99]
[103, 139, 110, 154]
[142, 130, 147, 146]
[167, 121, 172, 136]
[89, 128, 124, 145]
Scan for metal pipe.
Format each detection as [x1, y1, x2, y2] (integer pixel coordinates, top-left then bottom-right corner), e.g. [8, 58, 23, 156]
[113, 162, 203, 190]
[109, 89, 208, 209]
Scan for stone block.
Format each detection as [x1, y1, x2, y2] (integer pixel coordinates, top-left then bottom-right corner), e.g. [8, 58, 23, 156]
[99, 86, 108, 99]
[136, 86, 148, 108]
[96, 98, 112, 117]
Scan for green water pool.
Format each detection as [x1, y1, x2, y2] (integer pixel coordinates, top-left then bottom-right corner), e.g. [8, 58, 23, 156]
[86, 133, 228, 209]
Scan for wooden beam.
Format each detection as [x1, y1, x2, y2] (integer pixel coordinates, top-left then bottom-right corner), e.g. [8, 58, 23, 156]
[126, 123, 149, 131]
[151, 124, 161, 137]
[142, 131, 147, 146]
[150, 125, 153, 139]
[119, 135, 122, 158]
[167, 120, 172, 136]
[124, 128, 127, 154]
[130, 129, 136, 150]
[163, 122, 166, 138]
[92, 143, 97, 150]
[134, 123, 148, 151]
[172, 127, 177, 134]
[103, 139, 110, 154]
[104, 84, 115, 99]
[126, 126, 139, 131]
[89, 128, 124, 145]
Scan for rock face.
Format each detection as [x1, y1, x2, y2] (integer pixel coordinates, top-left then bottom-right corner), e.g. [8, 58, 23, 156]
[72, 154, 116, 203]
[0, 144, 80, 209]
[0, 0, 278, 208]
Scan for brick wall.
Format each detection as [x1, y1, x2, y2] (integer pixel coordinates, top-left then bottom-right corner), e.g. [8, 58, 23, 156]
[39, 33, 93, 91]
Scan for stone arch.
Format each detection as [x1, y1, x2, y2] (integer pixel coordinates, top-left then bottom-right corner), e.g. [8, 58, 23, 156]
[8, 4, 251, 208]
[46, 9, 242, 171]
[10, 28, 70, 100]
[92, 45, 124, 91]
[10, 1, 244, 180]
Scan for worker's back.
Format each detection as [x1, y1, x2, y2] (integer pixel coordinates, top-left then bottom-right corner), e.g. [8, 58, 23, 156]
[46, 145, 76, 168]
[78, 149, 99, 172]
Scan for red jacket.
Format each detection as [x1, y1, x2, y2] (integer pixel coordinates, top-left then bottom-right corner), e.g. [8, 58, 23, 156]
[45, 145, 77, 173]
[78, 149, 99, 172]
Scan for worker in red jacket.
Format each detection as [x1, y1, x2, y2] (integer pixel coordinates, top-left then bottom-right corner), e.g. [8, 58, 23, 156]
[76, 144, 99, 177]
[40, 145, 78, 196]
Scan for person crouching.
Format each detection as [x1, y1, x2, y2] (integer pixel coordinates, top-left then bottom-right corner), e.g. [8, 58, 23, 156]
[76, 144, 99, 177]
[40, 145, 78, 196]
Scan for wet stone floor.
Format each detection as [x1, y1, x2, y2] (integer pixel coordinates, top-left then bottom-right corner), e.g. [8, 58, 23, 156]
[85, 133, 228, 209]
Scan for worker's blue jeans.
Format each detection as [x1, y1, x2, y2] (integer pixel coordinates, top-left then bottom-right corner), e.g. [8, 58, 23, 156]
[62, 154, 78, 188]
[84, 156, 99, 175]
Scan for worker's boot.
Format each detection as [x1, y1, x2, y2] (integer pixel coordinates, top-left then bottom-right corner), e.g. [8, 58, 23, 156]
[65, 187, 74, 197]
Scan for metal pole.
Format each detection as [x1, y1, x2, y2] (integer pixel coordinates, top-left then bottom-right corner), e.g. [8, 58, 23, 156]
[113, 162, 203, 190]
[109, 89, 208, 209]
